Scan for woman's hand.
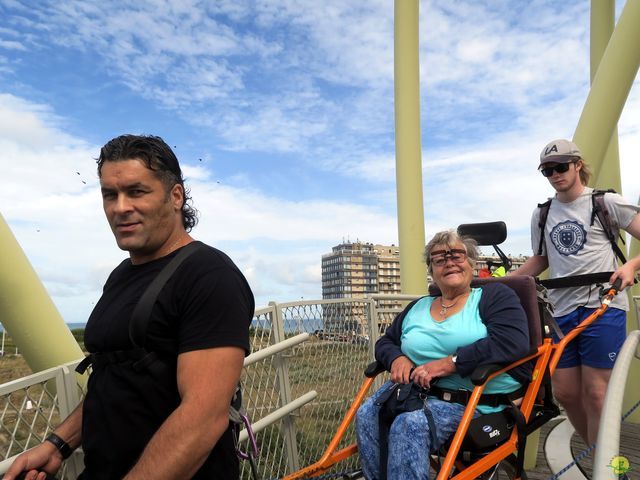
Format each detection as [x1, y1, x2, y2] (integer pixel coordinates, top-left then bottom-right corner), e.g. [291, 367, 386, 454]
[410, 356, 456, 388]
[390, 356, 414, 384]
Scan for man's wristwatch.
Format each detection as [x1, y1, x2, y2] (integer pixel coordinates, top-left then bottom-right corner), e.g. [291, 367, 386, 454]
[451, 354, 458, 365]
[45, 433, 73, 459]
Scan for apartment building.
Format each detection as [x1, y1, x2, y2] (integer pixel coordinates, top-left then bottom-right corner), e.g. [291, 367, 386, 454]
[320, 242, 528, 337]
[321, 242, 400, 300]
[322, 242, 528, 299]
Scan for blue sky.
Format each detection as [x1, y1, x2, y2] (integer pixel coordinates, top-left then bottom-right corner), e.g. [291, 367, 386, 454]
[1, 0, 639, 324]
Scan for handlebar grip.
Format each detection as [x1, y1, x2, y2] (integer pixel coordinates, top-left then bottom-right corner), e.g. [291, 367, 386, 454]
[611, 277, 623, 293]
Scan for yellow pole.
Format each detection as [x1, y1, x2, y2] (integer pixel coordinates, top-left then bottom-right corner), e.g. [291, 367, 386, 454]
[394, 0, 427, 296]
[573, 0, 640, 181]
[582, 0, 640, 424]
[0, 212, 84, 373]
[590, 0, 620, 192]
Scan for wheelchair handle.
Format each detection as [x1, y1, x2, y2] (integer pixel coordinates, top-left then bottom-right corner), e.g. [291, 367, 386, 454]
[365, 360, 386, 378]
[611, 277, 623, 293]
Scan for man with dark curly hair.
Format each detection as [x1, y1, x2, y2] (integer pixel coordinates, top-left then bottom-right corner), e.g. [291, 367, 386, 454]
[6, 135, 254, 480]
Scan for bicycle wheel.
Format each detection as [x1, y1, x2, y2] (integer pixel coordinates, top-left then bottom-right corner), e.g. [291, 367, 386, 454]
[478, 454, 527, 480]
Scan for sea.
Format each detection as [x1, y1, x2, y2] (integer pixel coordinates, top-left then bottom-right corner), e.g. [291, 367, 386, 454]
[1, 321, 323, 334]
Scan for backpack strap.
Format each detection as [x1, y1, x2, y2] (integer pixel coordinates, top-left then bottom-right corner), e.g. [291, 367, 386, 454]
[590, 189, 628, 265]
[536, 199, 552, 256]
[129, 241, 204, 347]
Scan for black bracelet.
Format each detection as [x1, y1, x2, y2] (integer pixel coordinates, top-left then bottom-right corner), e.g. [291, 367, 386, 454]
[45, 432, 73, 459]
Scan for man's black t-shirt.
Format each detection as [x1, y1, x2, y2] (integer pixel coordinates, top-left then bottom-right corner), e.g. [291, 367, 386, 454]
[82, 242, 254, 479]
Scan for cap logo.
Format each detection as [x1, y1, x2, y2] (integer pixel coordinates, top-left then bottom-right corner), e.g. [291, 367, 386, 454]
[544, 145, 558, 155]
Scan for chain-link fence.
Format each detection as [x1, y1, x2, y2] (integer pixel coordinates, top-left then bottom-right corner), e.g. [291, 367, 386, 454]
[239, 295, 417, 479]
[1, 295, 417, 479]
[0, 361, 87, 478]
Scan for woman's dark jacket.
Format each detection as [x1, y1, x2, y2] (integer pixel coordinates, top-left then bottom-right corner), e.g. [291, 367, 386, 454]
[375, 283, 532, 385]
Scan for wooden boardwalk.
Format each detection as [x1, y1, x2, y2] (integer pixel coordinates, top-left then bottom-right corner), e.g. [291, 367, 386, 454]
[526, 419, 640, 480]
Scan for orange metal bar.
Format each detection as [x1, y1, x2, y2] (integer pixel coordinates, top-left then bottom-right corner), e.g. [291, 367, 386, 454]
[442, 288, 617, 479]
[448, 343, 554, 479]
[285, 288, 618, 480]
[548, 287, 615, 375]
[436, 386, 485, 480]
[282, 375, 376, 480]
[436, 343, 553, 479]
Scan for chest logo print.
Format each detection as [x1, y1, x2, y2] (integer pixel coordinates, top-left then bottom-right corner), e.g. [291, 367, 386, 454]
[550, 221, 587, 256]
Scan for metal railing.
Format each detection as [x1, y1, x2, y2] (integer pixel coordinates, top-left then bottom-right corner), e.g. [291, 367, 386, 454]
[593, 330, 640, 480]
[0, 294, 415, 479]
[0, 360, 86, 478]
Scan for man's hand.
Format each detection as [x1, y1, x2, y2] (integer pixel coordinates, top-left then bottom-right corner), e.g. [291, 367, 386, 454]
[610, 259, 639, 290]
[389, 355, 414, 384]
[2, 442, 62, 480]
[613, 215, 640, 289]
[4, 404, 82, 480]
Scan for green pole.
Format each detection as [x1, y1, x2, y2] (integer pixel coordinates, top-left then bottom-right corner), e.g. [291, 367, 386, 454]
[590, 0, 620, 191]
[394, 0, 427, 296]
[0, 212, 84, 373]
[581, 0, 640, 424]
[573, 0, 640, 181]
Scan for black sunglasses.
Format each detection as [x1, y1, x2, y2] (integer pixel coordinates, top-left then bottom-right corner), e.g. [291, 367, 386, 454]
[540, 161, 576, 178]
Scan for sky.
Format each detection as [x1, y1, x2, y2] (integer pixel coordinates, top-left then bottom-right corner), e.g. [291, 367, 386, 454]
[1, 0, 639, 324]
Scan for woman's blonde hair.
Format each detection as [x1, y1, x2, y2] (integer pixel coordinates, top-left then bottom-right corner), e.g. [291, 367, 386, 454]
[424, 230, 479, 275]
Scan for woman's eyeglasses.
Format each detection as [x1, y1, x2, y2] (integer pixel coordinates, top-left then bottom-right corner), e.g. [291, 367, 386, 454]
[430, 249, 467, 267]
[540, 161, 576, 177]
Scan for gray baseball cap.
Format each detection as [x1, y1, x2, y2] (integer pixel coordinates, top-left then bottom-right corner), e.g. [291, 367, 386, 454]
[539, 139, 582, 167]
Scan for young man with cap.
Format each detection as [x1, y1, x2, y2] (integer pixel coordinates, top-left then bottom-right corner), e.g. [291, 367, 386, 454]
[5, 135, 255, 479]
[513, 138, 640, 445]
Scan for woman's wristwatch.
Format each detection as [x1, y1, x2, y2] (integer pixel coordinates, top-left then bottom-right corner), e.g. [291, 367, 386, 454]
[45, 433, 73, 459]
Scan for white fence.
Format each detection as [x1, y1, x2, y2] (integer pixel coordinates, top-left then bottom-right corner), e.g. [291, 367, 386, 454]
[0, 294, 416, 479]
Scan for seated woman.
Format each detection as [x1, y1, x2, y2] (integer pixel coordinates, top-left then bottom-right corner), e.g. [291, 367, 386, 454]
[356, 230, 531, 480]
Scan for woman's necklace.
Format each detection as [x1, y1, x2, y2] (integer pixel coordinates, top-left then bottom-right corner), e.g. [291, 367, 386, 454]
[438, 297, 459, 318]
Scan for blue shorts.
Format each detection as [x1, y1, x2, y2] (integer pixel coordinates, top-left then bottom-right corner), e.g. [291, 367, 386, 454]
[552, 307, 626, 369]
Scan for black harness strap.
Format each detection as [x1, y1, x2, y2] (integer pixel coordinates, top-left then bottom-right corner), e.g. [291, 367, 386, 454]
[508, 401, 527, 479]
[537, 271, 614, 290]
[591, 190, 628, 265]
[428, 385, 527, 408]
[536, 199, 552, 256]
[129, 241, 204, 347]
[75, 348, 154, 374]
[76, 242, 203, 375]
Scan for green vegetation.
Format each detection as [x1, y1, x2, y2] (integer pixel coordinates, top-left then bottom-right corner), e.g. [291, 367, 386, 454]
[2, 329, 374, 480]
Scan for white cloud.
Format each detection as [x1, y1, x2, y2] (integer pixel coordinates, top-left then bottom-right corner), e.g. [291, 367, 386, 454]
[1, 0, 639, 325]
[0, 94, 400, 320]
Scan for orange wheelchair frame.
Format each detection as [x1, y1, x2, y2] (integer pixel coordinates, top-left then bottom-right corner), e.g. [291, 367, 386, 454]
[282, 276, 621, 480]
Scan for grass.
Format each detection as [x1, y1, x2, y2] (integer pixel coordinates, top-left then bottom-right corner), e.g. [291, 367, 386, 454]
[0, 355, 32, 384]
[1, 330, 374, 479]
